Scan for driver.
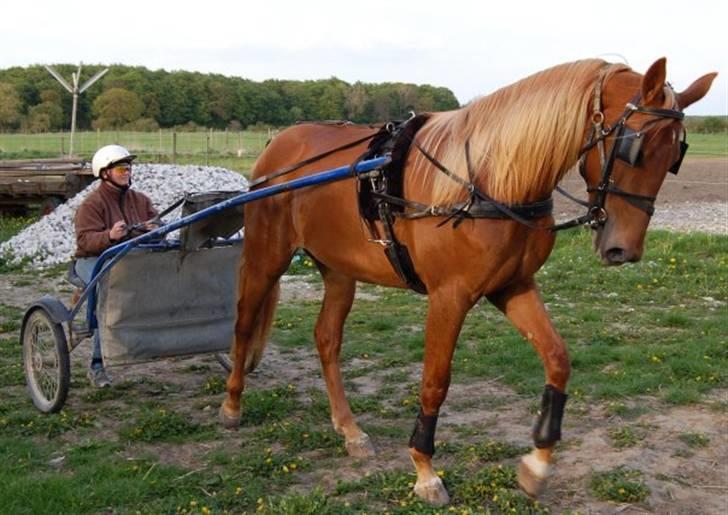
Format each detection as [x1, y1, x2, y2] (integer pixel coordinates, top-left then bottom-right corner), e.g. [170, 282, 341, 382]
[74, 144, 158, 387]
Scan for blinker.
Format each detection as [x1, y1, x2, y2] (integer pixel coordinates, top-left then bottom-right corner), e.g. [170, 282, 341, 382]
[616, 126, 643, 167]
[669, 138, 689, 175]
[616, 126, 689, 175]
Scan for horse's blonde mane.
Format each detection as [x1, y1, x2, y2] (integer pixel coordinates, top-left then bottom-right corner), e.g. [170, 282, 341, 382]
[415, 59, 630, 204]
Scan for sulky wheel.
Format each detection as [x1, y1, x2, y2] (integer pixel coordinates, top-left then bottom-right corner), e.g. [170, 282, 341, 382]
[21, 307, 70, 413]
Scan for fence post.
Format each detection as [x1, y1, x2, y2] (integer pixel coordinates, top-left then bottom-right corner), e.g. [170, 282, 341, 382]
[158, 128, 162, 162]
[206, 130, 210, 166]
[61, 133, 65, 155]
[172, 131, 177, 164]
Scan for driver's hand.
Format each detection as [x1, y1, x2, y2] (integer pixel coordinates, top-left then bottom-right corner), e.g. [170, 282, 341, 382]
[109, 220, 127, 241]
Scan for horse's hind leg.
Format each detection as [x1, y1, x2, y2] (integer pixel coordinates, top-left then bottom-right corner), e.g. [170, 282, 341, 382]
[410, 289, 474, 505]
[220, 241, 292, 429]
[315, 267, 375, 457]
[487, 277, 570, 498]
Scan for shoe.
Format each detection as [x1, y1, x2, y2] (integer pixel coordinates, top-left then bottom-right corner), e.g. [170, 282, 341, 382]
[87, 367, 111, 388]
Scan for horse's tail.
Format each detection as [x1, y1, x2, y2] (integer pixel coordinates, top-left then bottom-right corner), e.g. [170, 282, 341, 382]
[242, 279, 280, 373]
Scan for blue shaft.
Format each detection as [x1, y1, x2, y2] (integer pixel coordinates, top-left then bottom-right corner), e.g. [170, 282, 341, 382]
[73, 155, 390, 328]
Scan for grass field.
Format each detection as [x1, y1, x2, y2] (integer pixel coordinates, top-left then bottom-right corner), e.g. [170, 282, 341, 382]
[684, 132, 728, 157]
[0, 130, 273, 174]
[0, 214, 726, 513]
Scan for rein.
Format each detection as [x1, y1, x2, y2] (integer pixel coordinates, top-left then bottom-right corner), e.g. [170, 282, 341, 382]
[248, 129, 380, 190]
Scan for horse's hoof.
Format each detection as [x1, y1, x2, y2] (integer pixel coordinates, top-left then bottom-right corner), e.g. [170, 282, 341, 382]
[219, 404, 240, 430]
[517, 460, 547, 498]
[414, 476, 450, 506]
[345, 433, 376, 458]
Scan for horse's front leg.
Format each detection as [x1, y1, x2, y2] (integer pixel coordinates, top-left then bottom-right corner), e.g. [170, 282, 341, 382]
[315, 269, 375, 458]
[487, 277, 570, 498]
[410, 289, 473, 506]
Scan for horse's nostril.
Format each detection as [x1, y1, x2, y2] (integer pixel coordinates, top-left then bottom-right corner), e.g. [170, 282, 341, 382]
[605, 247, 627, 264]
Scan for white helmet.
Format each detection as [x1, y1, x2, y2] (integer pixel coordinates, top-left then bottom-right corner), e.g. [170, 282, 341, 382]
[91, 144, 137, 177]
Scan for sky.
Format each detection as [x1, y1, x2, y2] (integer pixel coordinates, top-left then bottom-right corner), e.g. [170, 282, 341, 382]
[2, 0, 726, 115]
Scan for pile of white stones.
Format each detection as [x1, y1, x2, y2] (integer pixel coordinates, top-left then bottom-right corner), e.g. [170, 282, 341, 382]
[0, 164, 249, 269]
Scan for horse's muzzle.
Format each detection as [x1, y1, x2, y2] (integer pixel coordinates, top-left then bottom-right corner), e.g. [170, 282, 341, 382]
[602, 246, 640, 266]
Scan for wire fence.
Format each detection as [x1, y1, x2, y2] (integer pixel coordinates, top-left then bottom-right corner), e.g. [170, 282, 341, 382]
[0, 129, 274, 166]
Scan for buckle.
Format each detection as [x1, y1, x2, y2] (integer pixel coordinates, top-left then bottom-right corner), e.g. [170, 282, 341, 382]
[588, 206, 608, 228]
[368, 238, 391, 247]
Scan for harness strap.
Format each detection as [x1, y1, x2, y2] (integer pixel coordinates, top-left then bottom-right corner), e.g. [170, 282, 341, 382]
[249, 131, 379, 189]
[377, 200, 428, 294]
[587, 184, 656, 216]
[371, 191, 554, 222]
[411, 138, 553, 230]
[555, 186, 591, 208]
[627, 103, 685, 120]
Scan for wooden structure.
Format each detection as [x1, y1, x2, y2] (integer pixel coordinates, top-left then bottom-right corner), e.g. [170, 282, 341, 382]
[0, 158, 94, 215]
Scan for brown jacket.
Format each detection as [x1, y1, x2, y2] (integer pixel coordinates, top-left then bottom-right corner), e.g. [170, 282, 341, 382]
[74, 181, 158, 257]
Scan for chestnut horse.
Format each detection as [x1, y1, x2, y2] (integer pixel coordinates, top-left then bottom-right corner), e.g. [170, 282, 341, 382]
[220, 58, 715, 504]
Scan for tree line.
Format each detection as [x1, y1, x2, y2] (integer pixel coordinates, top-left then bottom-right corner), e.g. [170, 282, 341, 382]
[0, 64, 460, 132]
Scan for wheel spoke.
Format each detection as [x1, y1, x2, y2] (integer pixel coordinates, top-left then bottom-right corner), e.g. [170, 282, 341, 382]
[40, 369, 59, 400]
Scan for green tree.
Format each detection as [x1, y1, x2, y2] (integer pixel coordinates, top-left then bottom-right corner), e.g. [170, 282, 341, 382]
[208, 79, 236, 128]
[27, 111, 50, 132]
[0, 82, 22, 130]
[92, 88, 144, 129]
[700, 116, 726, 133]
[0, 64, 462, 129]
[28, 101, 64, 131]
[317, 79, 347, 120]
[345, 82, 370, 122]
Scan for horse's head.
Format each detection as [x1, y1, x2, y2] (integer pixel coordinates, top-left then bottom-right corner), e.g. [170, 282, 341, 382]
[580, 58, 716, 265]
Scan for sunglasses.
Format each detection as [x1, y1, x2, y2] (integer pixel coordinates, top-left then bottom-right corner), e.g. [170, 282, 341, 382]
[109, 163, 132, 173]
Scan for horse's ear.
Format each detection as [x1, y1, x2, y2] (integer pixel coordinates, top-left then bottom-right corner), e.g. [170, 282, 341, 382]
[641, 57, 667, 106]
[676, 72, 718, 110]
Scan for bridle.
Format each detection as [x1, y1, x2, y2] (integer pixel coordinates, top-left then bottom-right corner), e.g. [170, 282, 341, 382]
[554, 67, 687, 231]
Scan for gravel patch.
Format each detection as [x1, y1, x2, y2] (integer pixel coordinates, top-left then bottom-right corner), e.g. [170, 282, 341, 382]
[0, 164, 248, 269]
[651, 201, 727, 235]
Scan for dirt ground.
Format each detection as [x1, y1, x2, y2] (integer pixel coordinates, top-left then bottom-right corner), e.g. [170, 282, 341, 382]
[2, 157, 726, 514]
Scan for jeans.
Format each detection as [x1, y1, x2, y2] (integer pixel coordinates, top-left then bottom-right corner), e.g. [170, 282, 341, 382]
[74, 257, 103, 369]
